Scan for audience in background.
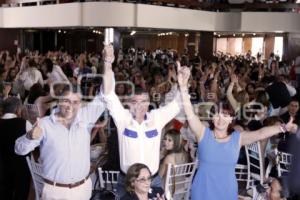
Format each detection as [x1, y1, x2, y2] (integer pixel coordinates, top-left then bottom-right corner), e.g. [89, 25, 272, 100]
[0, 45, 299, 199]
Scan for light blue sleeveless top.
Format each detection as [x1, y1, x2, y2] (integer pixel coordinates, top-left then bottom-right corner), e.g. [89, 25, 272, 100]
[191, 128, 241, 200]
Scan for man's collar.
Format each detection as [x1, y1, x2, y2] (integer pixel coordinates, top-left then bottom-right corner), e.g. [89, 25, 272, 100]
[132, 113, 148, 120]
[2, 113, 18, 119]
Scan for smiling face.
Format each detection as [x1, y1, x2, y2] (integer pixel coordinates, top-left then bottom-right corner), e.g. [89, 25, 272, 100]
[164, 135, 174, 151]
[212, 111, 233, 131]
[132, 168, 151, 195]
[57, 92, 81, 120]
[129, 93, 150, 119]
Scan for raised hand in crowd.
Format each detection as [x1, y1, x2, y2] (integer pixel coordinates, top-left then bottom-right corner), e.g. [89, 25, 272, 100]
[258, 63, 265, 80]
[102, 43, 115, 65]
[3, 83, 12, 100]
[167, 63, 177, 84]
[230, 73, 238, 84]
[177, 62, 190, 90]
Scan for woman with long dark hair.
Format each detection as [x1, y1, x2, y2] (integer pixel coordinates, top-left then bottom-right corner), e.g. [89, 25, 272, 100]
[159, 129, 189, 183]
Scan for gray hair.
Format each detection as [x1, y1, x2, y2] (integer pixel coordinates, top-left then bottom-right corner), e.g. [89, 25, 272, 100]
[2, 97, 22, 114]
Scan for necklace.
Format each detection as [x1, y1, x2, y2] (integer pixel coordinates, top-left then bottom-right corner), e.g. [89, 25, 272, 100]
[213, 131, 229, 140]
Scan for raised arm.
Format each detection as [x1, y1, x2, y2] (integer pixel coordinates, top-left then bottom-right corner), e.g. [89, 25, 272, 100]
[79, 45, 115, 125]
[177, 62, 205, 142]
[226, 74, 240, 112]
[210, 64, 219, 93]
[56, 65, 70, 83]
[240, 117, 298, 146]
[102, 44, 130, 128]
[103, 44, 115, 95]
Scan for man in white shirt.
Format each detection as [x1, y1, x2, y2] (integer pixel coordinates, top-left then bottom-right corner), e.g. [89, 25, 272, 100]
[42, 58, 69, 85]
[18, 58, 44, 92]
[102, 45, 182, 198]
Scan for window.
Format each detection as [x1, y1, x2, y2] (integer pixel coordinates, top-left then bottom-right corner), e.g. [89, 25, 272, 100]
[234, 38, 243, 55]
[274, 36, 283, 61]
[216, 38, 227, 54]
[251, 37, 264, 57]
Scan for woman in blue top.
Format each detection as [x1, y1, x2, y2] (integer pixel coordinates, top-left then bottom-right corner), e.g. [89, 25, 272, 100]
[176, 63, 298, 200]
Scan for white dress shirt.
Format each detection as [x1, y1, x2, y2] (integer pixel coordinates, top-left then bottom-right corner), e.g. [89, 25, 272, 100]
[104, 88, 181, 174]
[19, 67, 44, 90]
[46, 65, 69, 84]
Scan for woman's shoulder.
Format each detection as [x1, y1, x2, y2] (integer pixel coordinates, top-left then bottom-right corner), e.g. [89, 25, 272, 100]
[163, 153, 176, 164]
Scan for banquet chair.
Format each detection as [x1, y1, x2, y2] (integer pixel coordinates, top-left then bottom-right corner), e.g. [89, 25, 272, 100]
[98, 167, 120, 192]
[275, 149, 293, 177]
[245, 141, 264, 189]
[26, 154, 44, 200]
[236, 164, 249, 186]
[164, 162, 197, 200]
[236, 164, 251, 199]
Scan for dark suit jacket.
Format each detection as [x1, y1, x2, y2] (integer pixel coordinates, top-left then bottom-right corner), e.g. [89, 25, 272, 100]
[266, 81, 291, 109]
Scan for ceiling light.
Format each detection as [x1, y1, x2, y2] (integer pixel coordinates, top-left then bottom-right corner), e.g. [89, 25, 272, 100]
[130, 31, 136, 36]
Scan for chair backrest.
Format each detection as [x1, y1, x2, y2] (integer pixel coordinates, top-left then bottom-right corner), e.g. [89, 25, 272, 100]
[245, 141, 264, 186]
[275, 149, 293, 177]
[26, 155, 44, 200]
[235, 164, 251, 198]
[164, 162, 197, 200]
[235, 164, 248, 183]
[98, 167, 120, 192]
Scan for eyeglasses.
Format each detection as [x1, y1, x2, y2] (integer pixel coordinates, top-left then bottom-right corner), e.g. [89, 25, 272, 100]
[60, 99, 81, 105]
[136, 176, 152, 184]
[130, 100, 149, 105]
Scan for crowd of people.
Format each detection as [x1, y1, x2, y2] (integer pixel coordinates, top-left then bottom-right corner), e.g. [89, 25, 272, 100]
[0, 44, 300, 200]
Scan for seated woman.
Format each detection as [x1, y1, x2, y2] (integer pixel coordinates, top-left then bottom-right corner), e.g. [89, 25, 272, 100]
[159, 129, 189, 184]
[121, 163, 165, 200]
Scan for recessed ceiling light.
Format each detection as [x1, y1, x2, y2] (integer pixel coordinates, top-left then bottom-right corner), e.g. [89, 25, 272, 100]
[130, 31, 136, 36]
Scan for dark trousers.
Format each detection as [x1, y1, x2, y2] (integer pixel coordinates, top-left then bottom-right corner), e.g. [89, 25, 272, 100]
[0, 163, 31, 200]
